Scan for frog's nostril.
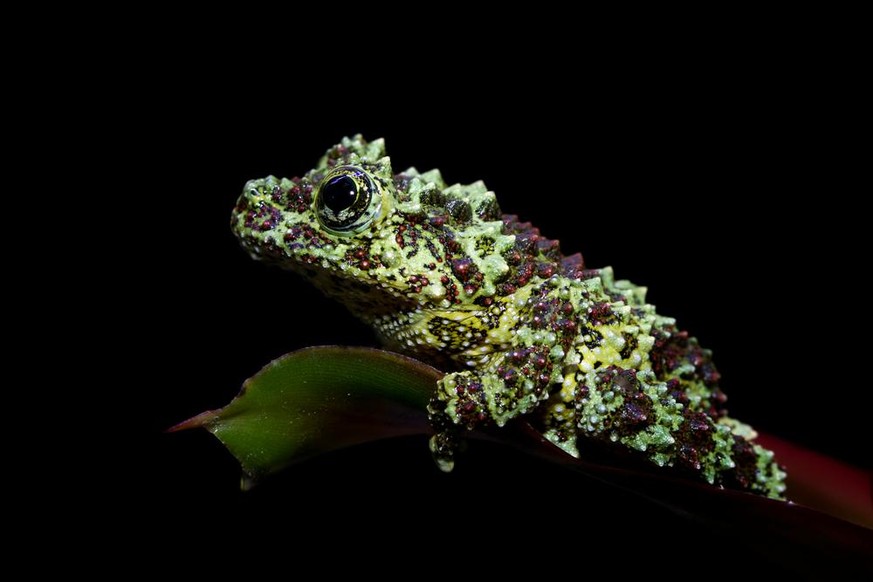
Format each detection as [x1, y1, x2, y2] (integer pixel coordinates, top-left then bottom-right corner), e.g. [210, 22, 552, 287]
[244, 179, 264, 198]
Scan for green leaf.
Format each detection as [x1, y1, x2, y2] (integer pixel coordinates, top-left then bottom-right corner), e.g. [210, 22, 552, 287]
[170, 346, 442, 486]
[172, 343, 872, 553]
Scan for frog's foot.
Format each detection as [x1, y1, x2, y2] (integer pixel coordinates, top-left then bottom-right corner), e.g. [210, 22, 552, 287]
[434, 371, 490, 427]
[428, 429, 458, 473]
[427, 397, 462, 472]
[426, 371, 492, 472]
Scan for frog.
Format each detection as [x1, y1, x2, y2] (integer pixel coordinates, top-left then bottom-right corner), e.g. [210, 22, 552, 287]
[230, 135, 786, 498]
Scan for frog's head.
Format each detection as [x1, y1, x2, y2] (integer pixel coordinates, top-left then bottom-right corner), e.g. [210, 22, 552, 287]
[231, 135, 520, 319]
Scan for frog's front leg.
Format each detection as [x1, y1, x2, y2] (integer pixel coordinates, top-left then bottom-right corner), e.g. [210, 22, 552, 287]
[427, 346, 559, 471]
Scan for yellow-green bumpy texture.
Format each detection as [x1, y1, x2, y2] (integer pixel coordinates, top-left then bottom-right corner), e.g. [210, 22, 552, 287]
[231, 135, 786, 498]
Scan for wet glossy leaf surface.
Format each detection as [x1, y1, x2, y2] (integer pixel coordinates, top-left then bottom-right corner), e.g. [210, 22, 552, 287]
[172, 346, 440, 483]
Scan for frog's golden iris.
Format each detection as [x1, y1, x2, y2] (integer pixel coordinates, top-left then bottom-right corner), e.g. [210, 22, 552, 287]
[315, 165, 382, 235]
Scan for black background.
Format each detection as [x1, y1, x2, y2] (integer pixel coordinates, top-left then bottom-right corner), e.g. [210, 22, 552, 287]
[113, 65, 870, 573]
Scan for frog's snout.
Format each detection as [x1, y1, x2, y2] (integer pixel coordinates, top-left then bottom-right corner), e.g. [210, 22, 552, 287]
[240, 177, 271, 204]
[234, 177, 284, 216]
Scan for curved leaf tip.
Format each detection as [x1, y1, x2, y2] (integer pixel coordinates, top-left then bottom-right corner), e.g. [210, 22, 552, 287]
[173, 346, 443, 484]
[167, 410, 219, 433]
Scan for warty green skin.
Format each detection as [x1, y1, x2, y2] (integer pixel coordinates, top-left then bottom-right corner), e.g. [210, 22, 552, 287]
[231, 135, 786, 498]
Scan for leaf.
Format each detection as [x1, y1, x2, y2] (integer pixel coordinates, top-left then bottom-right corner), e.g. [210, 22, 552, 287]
[507, 423, 873, 574]
[169, 346, 441, 486]
[173, 344, 873, 571]
[756, 432, 872, 530]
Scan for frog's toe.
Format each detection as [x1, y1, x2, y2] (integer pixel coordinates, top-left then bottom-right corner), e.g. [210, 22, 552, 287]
[429, 432, 456, 473]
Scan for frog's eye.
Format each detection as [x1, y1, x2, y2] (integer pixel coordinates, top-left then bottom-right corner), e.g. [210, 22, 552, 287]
[315, 165, 382, 235]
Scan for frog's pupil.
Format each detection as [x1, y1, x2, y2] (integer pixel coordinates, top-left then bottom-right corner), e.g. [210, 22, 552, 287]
[322, 175, 358, 213]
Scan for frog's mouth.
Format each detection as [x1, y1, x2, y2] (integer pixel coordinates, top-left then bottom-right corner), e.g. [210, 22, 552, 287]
[295, 265, 419, 319]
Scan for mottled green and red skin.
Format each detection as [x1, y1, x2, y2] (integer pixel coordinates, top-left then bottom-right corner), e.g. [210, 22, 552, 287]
[231, 135, 786, 497]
